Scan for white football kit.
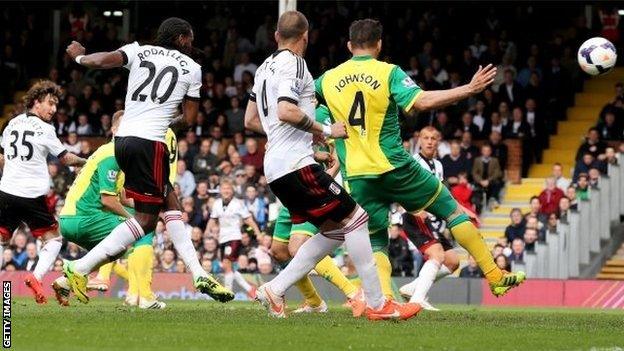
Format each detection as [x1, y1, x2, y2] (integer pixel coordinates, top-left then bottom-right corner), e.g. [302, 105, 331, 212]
[210, 198, 251, 244]
[115, 42, 202, 142]
[0, 113, 67, 198]
[251, 49, 316, 183]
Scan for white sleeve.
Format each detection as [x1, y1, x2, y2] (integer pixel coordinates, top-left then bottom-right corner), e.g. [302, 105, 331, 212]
[186, 66, 202, 100]
[44, 126, 68, 158]
[239, 202, 252, 219]
[118, 41, 140, 70]
[249, 70, 260, 103]
[210, 203, 221, 219]
[276, 55, 305, 104]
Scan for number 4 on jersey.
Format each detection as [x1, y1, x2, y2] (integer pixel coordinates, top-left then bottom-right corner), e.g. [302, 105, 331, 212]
[348, 91, 366, 134]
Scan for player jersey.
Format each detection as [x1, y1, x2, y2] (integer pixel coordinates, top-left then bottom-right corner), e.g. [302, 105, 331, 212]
[60, 142, 123, 216]
[115, 42, 202, 143]
[0, 113, 67, 198]
[413, 153, 446, 234]
[251, 49, 316, 183]
[165, 128, 178, 184]
[210, 197, 251, 243]
[315, 55, 423, 179]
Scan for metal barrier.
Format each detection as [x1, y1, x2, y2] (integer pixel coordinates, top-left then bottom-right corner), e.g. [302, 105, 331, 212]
[518, 153, 623, 279]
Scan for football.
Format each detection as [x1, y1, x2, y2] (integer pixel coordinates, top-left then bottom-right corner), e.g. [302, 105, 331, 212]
[577, 37, 617, 76]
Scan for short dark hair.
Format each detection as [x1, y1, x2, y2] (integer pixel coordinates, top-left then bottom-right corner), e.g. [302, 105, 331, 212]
[23, 80, 62, 109]
[155, 17, 192, 50]
[349, 19, 383, 49]
[277, 11, 309, 41]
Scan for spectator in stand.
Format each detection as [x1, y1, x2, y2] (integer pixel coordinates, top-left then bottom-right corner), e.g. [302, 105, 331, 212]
[459, 256, 484, 278]
[575, 173, 590, 201]
[2, 249, 17, 271]
[504, 107, 531, 140]
[538, 177, 564, 215]
[545, 212, 558, 234]
[388, 225, 413, 277]
[241, 138, 264, 172]
[54, 108, 71, 136]
[552, 163, 571, 191]
[596, 111, 622, 141]
[588, 167, 601, 187]
[19, 242, 39, 272]
[244, 186, 267, 230]
[176, 160, 197, 198]
[177, 140, 194, 168]
[459, 112, 480, 138]
[209, 126, 228, 159]
[558, 196, 571, 222]
[159, 249, 177, 273]
[525, 98, 546, 163]
[192, 112, 210, 137]
[487, 111, 506, 136]
[525, 215, 545, 242]
[472, 144, 503, 205]
[450, 172, 474, 211]
[497, 69, 524, 108]
[492, 244, 505, 258]
[494, 254, 511, 271]
[472, 100, 488, 137]
[488, 131, 508, 170]
[505, 208, 526, 243]
[233, 52, 258, 83]
[441, 141, 471, 185]
[192, 139, 219, 182]
[460, 131, 479, 161]
[523, 227, 538, 252]
[77, 140, 92, 158]
[573, 153, 599, 183]
[71, 114, 93, 136]
[576, 127, 607, 161]
[509, 238, 525, 263]
[566, 186, 578, 210]
[526, 196, 547, 225]
[10, 232, 28, 268]
[225, 97, 245, 135]
[99, 114, 112, 138]
[433, 111, 458, 140]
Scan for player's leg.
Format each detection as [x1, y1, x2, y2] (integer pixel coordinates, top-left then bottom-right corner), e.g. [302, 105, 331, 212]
[163, 189, 232, 301]
[131, 233, 165, 309]
[23, 195, 64, 304]
[396, 160, 525, 295]
[260, 165, 419, 320]
[288, 232, 326, 312]
[125, 247, 139, 306]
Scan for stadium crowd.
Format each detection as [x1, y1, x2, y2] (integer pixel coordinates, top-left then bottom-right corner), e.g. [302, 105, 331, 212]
[0, 3, 622, 280]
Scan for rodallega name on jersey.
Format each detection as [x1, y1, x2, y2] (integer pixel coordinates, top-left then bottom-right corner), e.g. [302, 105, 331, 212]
[136, 47, 192, 75]
[334, 73, 381, 92]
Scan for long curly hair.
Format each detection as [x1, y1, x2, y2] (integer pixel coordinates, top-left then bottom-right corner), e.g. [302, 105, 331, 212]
[23, 80, 62, 109]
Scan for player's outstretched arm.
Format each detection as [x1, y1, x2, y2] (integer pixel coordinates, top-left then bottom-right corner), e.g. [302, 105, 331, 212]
[244, 101, 265, 134]
[412, 64, 497, 112]
[277, 101, 347, 139]
[66, 41, 124, 69]
[59, 152, 87, 166]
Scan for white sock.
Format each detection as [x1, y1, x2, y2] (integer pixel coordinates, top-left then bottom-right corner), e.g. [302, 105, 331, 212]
[341, 207, 385, 310]
[234, 270, 252, 292]
[74, 218, 144, 275]
[164, 211, 207, 280]
[224, 271, 234, 291]
[270, 233, 341, 296]
[435, 264, 452, 281]
[410, 259, 441, 303]
[33, 237, 62, 281]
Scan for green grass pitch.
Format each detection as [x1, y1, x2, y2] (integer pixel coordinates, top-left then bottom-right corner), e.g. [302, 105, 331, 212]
[11, 298, 624, 350]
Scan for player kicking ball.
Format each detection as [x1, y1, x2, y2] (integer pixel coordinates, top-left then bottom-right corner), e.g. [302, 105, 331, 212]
[53, 111, 171, 309]
[0, 81, 87, 303]
[244, 11, 420, 320]
[315, 19, 525, 299]
[63, 17, 233, 303]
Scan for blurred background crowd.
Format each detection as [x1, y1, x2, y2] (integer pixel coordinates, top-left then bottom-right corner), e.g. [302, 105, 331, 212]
[0, 2, 622, 279]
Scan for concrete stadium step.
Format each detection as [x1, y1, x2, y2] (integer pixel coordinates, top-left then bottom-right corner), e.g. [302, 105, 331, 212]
[574, 92, 614, 107]
[597, 273, 624, 280]
[542, 151, 576, 165]
[549, 137, 583, 149]
[521, 178, 546, 185]
[585, 79, 623, 92]
[491, 205, 530, 215]
[529, 163, 572, 178]
[481, 229, 504, 240]
[605, 259, 624, 267]
[557, 121, 596, 135]
[567, 106, 602, 121]
[601, 267, 624, 274]
[482, 217, 510, 226]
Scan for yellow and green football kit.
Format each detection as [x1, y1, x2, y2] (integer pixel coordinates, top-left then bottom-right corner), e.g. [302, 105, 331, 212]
[316, 55, 502, 285]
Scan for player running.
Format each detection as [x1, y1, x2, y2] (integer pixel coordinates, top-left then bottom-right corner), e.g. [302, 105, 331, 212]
[53, 111, 169, 309]
[397, 127, 464, 310]
[270, 105, 365, 315]
[244, 11, 419, 320]
[0, 81, 87, 303]
[63, 17, 233, 303]
[315, 19, 525, 298]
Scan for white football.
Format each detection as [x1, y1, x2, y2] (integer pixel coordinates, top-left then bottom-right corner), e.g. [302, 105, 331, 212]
[577, 37, 617, 76]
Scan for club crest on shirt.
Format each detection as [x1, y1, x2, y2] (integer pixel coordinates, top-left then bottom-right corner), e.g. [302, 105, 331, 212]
[291, 78, 304, 95]
[329, 182, 341, 195]
[402, 76, 417, 88]
[107, 170, 118, 182]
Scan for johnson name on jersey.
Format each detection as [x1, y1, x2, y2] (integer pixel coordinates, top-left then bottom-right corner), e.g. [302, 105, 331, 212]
[115, 42, 202, 142]
[251, 50, 316, 183]
[0, 113, 67, 198]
